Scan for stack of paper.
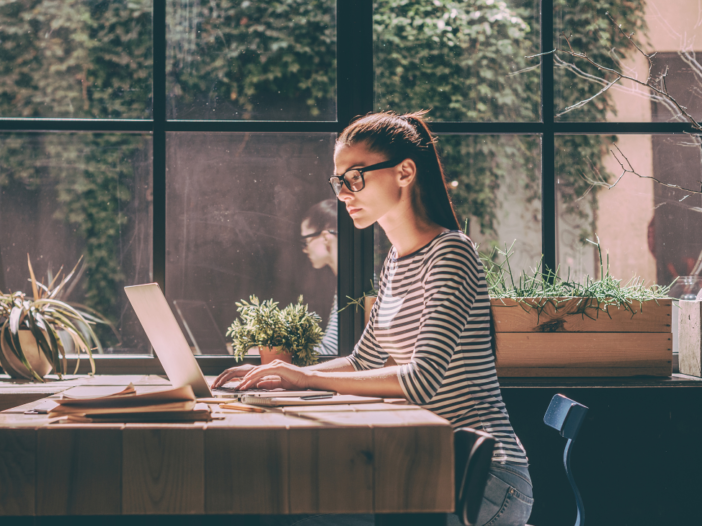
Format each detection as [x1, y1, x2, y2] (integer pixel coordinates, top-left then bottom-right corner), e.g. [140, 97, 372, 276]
[47, 384, 212, 423]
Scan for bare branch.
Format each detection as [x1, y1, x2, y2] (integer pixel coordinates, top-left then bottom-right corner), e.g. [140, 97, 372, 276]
[507, 64, 540, 77]
[544, 25, 702, 134]
[556, 76, 622, 117]
[575, 157, 607, 202]
[609, 144, 702, 195]
[525, 49, 557, 59]
[605, 11, 656, 83]
[533, 12, 702, 207]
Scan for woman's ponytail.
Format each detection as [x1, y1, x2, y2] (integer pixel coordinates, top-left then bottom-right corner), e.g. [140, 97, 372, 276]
[401, 113, 460, 231]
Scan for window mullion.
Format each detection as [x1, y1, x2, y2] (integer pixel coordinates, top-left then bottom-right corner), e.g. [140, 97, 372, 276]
[152, 0, 167, 291]
[336, 0, 374, 356]
[541, 0, 557, 276]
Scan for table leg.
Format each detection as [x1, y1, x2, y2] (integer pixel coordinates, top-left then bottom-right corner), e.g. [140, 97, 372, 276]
[375, 513, 448, 526]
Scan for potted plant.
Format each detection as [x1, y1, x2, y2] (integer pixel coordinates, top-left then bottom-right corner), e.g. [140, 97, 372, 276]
[485, 238, 673, 377]
[227, 295, 323, 366]
[0, 256, 108, 382]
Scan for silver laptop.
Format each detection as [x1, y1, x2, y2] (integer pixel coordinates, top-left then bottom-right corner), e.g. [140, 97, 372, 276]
[124, 283, 333, 399]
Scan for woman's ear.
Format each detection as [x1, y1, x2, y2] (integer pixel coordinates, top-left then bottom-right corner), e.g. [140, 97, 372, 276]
[397, 158, 417, 188]
[323, 230, 336, 247]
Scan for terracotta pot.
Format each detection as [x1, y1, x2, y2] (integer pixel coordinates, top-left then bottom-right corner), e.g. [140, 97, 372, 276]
[257, 345, 293, 365]
[0, 329, 53, 380]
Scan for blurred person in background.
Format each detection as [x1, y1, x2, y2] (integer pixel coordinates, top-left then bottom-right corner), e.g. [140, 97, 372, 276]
[300, 199, 338, 355]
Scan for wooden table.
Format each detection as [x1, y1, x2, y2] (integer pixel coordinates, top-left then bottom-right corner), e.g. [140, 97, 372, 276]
[0, 375, 454, 525]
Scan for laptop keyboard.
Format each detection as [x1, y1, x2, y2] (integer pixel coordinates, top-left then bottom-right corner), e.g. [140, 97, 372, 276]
[211, 382, 268, 398]
[215, 386, 266, 393]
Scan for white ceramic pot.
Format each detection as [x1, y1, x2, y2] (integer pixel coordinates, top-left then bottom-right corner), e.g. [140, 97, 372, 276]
[0, 329, 53, 380]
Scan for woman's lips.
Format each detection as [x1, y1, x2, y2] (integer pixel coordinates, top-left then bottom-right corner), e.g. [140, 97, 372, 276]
[347, 207, 362, 216]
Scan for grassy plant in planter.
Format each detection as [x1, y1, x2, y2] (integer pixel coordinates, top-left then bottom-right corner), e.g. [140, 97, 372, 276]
[227, 295, 323, 367]
[483, 238, 674, 377]
[0, 257, 108, 382]
[482, 239, 673, 317]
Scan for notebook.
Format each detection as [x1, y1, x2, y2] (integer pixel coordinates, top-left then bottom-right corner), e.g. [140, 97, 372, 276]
[52, 403, 213, 423]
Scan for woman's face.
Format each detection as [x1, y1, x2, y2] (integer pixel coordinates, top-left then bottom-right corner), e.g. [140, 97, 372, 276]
[300, 219, 334, 269]
[333, 142, 414, 230]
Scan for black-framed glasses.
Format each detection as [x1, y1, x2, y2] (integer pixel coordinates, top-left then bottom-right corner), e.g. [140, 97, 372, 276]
[328, 158, 404, 196]
[299, 229, 337, 248]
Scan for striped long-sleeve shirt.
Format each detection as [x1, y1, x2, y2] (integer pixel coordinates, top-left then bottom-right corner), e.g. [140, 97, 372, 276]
[347, 230, 527, 464]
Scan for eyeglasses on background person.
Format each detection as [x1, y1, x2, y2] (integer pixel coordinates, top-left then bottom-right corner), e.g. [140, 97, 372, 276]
[328, 158, 404, 196]
[299, 229, 337, 248]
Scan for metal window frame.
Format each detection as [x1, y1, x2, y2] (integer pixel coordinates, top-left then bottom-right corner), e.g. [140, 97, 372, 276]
[1, 0, 699, 375]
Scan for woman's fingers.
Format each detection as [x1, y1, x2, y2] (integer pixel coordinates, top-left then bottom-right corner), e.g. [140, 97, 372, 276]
[238, 364, 286, 390]
[213, 369, 246, 388]
[255, 376, 284, 390]
[212, 370, 238, 388]
[237, 370, 271, 391]
[216, 361, 307, 391]
[212, 364, 257, 388]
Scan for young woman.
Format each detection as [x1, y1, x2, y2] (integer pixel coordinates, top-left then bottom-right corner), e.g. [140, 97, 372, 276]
[214, 111, 533, 526]
[300, 199, 338, 356]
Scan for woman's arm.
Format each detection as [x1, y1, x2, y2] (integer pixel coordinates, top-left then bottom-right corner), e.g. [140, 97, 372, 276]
[211, 356, 355, 388]
[236, 360, 405, 397]
[306, 356, 356, 372]
[395, 240, 479, 404]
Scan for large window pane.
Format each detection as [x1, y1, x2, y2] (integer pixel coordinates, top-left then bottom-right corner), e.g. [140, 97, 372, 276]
[556, 134, 702, 287]
[555, 0, 702, 122]
[166, 1, 336, 120]
[0, 1, 153, 119]
[166, 133, 338, 356]
[374, 1, 540, 122]
[0, 133, 153, 354]
[374, 135, 542, 281]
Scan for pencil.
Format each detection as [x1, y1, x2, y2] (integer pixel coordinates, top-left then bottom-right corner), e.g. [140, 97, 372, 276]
[219, 402, 267, 413]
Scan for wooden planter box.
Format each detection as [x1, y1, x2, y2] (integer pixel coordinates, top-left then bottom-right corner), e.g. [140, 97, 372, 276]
[362, 296, 672, 377]
[493, 298, 673, 377]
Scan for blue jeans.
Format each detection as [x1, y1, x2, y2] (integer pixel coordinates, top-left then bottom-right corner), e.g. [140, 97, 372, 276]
[448, 462, 534, 526]
[261, 462, 533, 526]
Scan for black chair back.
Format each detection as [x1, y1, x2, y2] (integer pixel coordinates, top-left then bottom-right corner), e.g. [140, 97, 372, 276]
[454, 427, 496, 526]
[544, 394, 589, 526]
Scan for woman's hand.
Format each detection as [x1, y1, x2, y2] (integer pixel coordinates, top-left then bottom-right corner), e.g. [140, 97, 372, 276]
[211, 363, 257, 389]
[236, 360, 311, 391]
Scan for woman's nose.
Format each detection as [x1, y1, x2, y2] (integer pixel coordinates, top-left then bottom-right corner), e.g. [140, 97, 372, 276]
[336, 186, 352, 201]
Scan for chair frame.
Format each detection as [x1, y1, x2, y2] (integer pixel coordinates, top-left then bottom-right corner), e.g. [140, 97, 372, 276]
[544, 394, 589, 526]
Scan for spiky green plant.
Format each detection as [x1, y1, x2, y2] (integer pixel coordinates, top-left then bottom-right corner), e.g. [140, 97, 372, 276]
[0, 256, 110, 382]
[339, 279, 378, 314]
[481, 237, 674, 320]
[227, 295, 322, 367]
